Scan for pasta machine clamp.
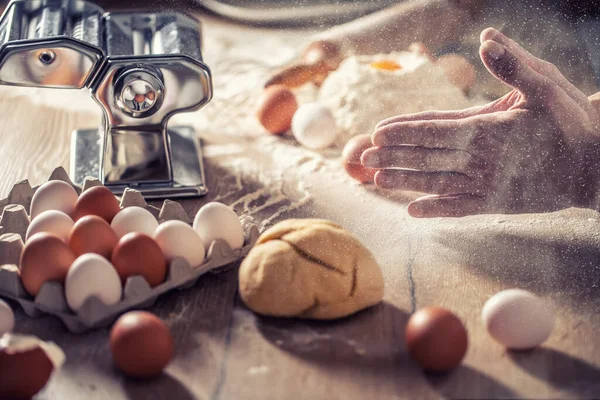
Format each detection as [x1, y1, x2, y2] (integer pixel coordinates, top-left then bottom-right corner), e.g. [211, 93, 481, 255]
[0, 0, 213, 198]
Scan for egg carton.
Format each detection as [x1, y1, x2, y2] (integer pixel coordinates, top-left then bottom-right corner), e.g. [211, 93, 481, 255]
[0, 167, 259, 333]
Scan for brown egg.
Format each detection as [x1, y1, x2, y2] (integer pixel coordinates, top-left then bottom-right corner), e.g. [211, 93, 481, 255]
[256, 85, 298, 135]
[111, 233, 167, 287]
[342, 134, 379, 183]
[110, 311, 174, 378]
[20, 233, 76, 297]
[405, 307, 468, 372]
[69, 215, 119, 258]
[0, 341, 55, 399]
[72, 186, 121, 223]
[436, 54, 477, 92]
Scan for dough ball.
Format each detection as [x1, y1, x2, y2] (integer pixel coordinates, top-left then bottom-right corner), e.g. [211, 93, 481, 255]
[239, 219, 384, 319]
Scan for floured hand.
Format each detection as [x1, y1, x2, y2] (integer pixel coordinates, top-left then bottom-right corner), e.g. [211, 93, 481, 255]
[362, 28, 600, 217]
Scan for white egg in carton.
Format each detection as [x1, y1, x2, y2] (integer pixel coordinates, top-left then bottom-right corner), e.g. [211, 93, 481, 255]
[0, 167, 259, 333]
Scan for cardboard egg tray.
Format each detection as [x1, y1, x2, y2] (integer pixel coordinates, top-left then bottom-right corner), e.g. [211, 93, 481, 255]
[0, 167, 259, 333]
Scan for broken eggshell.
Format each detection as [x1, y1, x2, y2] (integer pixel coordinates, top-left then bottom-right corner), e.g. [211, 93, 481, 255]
[0, 334, 65, 399]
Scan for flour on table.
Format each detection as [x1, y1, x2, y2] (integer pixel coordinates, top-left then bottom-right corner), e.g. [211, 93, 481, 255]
[319, 51, 481, 142]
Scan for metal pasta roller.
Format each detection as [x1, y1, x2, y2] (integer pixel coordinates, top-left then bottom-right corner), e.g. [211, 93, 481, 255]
[0, 0, 213, 198]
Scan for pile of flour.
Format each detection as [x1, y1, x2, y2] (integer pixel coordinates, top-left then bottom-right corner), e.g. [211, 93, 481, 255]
[319, 51, 480, 142]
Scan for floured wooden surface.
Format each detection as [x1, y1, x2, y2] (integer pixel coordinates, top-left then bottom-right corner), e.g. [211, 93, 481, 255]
[0, 7, 599, 400]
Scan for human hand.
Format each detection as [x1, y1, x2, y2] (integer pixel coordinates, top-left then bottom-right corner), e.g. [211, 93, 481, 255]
[362, 27, 600, 218]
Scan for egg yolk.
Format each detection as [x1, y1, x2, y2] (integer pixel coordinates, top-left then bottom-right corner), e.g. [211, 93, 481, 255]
[370, 60, 402, 71]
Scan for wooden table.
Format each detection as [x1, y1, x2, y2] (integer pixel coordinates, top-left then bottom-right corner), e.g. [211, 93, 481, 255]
[1, 2, 599, 399]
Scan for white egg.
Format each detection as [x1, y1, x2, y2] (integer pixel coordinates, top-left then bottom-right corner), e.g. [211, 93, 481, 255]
[0, 299, 15, 335]
[154, 220, 206, 267]
[30, 180, 79, 219]
[291, 103, 338, 150]
[111, 206, 158, 238]
[26, 210, 74, 242]
[65, 254, 122, 312]
[193, 202, 244, 250]
[482, 289, 554, 350]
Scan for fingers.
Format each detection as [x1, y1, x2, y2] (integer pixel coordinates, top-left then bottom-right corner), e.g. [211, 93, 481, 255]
[480, 27, 591, 109]
[375, 91, 520, 130]
[479, 40, 553, 105]
[372, 113, 509, 151]
[375, 170, 475, 194]
[408, 193, 487, 218]
[362, 146, 486, 177]
[373, 119, 464, 148]
[375, 107, 487, 129]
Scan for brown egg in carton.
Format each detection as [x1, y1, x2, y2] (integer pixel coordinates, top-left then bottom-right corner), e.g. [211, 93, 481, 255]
[0, 167, 259, 333]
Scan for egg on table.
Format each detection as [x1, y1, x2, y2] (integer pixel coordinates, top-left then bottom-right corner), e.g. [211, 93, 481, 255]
[436, 54, 477, 93]
[405, 307, 468, 372]
[291, 103, 338, 150]
[19, 233, 77, 297]
[111, 233, 167, 287]
[65, 254, 122, 312]
[256, 85, 298, 135]
[193, 202, 244, 251]
[25, 210, 74, 243]
[30, 180, 79, 219]
[153, 220, 205, 267]
[342, 135, 379, 183]
[111, 206, 159, 238]
[110, 311, 174, 378]
[72, 186, 121, 223]
[482, 289, 555, 350]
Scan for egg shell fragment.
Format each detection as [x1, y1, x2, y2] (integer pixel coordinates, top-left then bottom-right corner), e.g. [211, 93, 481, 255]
[482, 289, 554, 350]
[193, 202, 244, 250]
[30, 180, 78, 219]
[111, 206, 159, 239]
[154, 220, 206, 267]
[65, 254, 123, 312]
[0, 334, 65, 399]
[26, 210, 74, 243]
